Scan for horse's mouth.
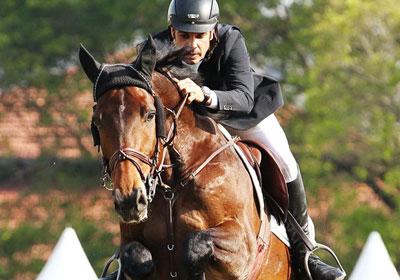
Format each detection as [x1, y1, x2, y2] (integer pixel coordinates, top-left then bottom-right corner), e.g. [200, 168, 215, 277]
[119, 208, 148, 224]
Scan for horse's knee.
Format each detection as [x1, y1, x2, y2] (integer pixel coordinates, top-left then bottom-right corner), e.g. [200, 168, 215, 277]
[121, 241, 154, 279]
[183, 231, 214, 277]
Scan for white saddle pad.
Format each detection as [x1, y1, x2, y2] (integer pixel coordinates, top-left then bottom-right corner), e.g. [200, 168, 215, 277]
[217, 124, 290, 247]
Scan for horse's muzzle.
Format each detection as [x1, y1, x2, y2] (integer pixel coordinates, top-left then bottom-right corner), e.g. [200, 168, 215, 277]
[113, 187, 148, 223]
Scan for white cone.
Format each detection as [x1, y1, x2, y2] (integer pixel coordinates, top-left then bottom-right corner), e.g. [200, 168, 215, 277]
[37, 227, 98, 280]
[350, 231, 400, 280]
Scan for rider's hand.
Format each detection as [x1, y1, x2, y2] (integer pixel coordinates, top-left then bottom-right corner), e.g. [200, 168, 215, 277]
[172, 78, 205, 104]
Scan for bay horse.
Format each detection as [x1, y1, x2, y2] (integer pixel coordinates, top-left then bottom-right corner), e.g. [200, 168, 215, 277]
[79, 36, 291, 280]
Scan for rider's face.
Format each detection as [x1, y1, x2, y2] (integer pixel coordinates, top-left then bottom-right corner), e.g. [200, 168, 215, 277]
[171, 28, 214, 64]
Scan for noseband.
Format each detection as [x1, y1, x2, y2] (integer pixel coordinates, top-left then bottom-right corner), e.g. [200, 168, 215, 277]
[108, 148, 154, 181]
[102, 145, 160, 203]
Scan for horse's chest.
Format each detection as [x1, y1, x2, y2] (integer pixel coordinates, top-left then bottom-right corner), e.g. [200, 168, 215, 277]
[142, 205, 169, 245]
[141, 199, 204, 248]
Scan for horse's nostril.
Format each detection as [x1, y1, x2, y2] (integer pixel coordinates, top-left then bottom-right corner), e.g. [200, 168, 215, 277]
[136, 188, 148, 206]
[113, 188, 123, 203]
[113, 189, 123, 211]
[114, 201, 120, 211]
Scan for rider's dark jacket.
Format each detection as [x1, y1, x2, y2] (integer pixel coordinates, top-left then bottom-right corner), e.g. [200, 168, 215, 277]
[152, 24, 283, 130]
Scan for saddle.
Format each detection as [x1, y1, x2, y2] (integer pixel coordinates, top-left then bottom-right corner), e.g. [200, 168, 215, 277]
[236, 140, 289, 223]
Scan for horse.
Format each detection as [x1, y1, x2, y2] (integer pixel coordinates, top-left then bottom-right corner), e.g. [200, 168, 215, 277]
[79, 36, 291, 280]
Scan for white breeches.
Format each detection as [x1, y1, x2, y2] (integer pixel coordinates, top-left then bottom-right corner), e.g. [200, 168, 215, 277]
[225, 114, 299, 183]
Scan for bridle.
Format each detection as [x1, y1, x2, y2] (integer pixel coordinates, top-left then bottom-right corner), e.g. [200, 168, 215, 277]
[92, 64, 188, 203]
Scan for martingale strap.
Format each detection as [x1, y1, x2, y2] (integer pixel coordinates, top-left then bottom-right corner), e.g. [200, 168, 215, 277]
[152, 70, 248, 279]
[157, 125, 239, 280]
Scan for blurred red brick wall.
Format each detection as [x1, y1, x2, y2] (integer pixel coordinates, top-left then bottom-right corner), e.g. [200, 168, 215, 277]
[0, 87, 94, 158]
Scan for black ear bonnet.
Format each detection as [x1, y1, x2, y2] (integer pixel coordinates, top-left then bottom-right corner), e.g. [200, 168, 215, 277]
[91, 64, 152, 102]
[79, 36, 167, 146]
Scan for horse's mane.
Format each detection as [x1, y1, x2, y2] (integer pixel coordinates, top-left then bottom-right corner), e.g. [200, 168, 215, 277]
[155, 46, 203, 85]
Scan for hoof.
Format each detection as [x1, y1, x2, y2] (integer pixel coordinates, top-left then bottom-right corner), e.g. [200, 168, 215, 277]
[121, 241, 154, 279]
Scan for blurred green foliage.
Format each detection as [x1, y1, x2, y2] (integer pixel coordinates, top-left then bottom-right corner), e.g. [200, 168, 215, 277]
[0, 0, 169, 88]
[0, 157, 101, 191]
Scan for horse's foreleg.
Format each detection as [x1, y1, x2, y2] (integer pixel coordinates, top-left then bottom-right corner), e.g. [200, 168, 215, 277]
[183, 219, 252, 280]
[120, 241, 155, 279]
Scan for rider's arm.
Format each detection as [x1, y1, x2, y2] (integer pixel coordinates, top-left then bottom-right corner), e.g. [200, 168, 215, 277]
[207, 29, 254, 114]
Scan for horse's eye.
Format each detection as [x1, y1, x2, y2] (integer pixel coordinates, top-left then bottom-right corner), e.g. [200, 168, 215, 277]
[145, 111, 156, 122]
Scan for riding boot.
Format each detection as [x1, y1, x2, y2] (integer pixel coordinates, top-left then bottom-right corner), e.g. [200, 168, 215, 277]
[285, 169, 346, 280]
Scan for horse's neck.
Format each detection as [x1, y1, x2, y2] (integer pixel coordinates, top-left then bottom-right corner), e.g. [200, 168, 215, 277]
[153, 72, 181, 109]
[153, 72, 224, 180]
[173, 110, 223, 180]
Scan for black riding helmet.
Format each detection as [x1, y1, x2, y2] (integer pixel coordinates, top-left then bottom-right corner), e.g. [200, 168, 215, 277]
[168, 0, 219, 33]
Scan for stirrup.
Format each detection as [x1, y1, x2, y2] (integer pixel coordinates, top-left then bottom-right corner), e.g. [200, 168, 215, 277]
[304, 243, 346, 280]
[101, 249, 122, 280]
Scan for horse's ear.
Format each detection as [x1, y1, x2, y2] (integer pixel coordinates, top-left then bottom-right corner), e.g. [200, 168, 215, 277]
[79, 44, 101, 83]
[134, 35, 157, 80]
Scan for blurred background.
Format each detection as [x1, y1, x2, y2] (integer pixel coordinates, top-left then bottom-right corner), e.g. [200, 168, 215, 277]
[0, 0, 399, 279]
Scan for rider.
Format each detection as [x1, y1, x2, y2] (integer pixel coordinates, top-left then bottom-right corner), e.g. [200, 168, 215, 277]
[150, 0, 346, 279]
